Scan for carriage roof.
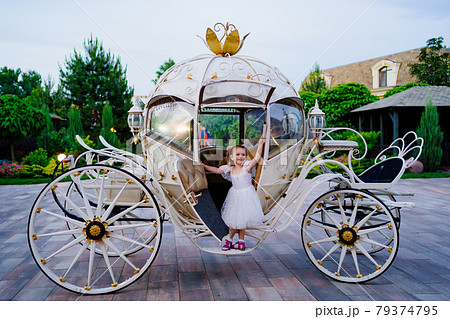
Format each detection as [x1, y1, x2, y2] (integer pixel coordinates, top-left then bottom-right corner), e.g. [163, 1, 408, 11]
[146, 54, 303, 110]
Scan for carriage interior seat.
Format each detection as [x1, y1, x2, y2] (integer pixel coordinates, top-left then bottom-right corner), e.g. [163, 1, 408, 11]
[177, 158, 229, 240]
[357, 157, 405, 183]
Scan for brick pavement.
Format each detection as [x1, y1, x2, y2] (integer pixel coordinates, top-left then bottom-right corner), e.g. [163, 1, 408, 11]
[0, 178, 449, 301]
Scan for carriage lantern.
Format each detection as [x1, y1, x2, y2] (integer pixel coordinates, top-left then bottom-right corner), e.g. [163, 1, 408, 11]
[127, 97, 144, 143]
[307, 99, 326, 138]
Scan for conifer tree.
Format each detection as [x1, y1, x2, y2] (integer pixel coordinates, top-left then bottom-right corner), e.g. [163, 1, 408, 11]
[416, 98, 443, 171]
[67, 105, 84, 145]
[99, 101, 119, 147]
[59, 35, 134, 139]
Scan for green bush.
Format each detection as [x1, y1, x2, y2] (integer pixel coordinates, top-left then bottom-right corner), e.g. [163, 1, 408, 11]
[21, 164, 45, 178]
[22, 148, 49, 166]
[37, 128, 73, 156]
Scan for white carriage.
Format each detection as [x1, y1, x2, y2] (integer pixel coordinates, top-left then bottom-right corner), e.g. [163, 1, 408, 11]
[27, 23, 423, 294]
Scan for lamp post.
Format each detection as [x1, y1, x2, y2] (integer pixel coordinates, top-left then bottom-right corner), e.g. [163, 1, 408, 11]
[128, 97, 144, 144]
[307, 99, 326, 142]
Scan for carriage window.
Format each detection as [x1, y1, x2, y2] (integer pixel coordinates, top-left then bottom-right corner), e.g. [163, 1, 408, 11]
[268, 99, 304, 159]
[146, 100, 194, 155]
[244, 109, 265, 146]
[199, 109, 239, 149]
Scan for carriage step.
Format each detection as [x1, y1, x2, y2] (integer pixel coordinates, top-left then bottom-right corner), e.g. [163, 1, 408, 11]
[200, 245, 254, 255]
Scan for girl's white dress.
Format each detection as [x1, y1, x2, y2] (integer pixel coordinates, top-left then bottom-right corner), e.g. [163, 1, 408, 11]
[219, 161, 264, 229]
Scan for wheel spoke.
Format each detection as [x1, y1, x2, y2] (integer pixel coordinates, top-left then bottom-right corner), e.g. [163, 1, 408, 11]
[108, 233, 154, 252]
[95, 173, 106, 218]
[319, 242, 341, 263]
[40, 209, 85, 228]
[101, 181, 130, 221]
[354, 242, 380, 267]
[354, 209, 376, 230]
[87, 241, 96, 287]
[310, 220, 339, 233]
[359, 236, 389, 249]
[72, 174, 95, 219]
[38, 228, 83, 238]
[321, 208, 342, 229]
[99, 242, 117, 284]
[337, 245, 347, 274]
[54, 187, 90, 221]
[358, 224, 390, 236]
[103, 237, 138, 271]
[349, 196, 361, 226]
[336, 196, 349, 225]
[350, 247, 361, 276]
[46, 235, 85, 260]
[106, 199, 147, 225]
[310, 236, 339, 245]
[62, 240, 90, 278]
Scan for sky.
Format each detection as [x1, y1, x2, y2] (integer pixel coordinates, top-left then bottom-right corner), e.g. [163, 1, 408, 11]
[1, 0, 449, 97]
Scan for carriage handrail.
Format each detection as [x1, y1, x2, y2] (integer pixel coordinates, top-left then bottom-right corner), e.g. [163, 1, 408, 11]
[74, 135, 147, 172]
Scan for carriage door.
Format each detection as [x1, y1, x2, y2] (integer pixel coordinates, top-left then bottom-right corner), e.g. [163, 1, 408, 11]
[255, 98, 305, 213]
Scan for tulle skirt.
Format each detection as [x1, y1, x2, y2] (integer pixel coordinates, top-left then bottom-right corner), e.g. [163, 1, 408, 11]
[221, 186, 264, 229]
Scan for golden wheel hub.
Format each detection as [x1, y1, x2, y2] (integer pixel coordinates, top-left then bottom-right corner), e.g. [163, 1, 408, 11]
[338, 226, 358, 246]
[341, 230, 353, 242]
[89, 225, 101, 237]
[83, 218, 108, 242]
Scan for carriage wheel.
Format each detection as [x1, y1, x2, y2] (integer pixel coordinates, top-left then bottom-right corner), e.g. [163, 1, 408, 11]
[302, 188, 398, 283]
[63, 168, 157, 257]
[320, 191, 400, 254]
[28, 164, 163, 294]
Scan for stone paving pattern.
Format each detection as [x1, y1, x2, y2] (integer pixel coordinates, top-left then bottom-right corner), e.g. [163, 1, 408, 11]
[0, 178, 449, 301]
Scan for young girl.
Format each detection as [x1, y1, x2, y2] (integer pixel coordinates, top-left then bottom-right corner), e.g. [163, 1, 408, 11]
[202, 135, 265, 251]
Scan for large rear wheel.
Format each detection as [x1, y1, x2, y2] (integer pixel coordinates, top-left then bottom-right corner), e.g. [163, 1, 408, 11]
[28, 164, 163, 294]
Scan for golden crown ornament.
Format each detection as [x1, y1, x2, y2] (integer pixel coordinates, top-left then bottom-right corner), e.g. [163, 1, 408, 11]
[203, 22, 250, 56]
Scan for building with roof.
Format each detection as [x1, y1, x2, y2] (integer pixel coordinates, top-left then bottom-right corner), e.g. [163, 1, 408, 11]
[351, 86, 450, 165]
[320, 47, 450, 97]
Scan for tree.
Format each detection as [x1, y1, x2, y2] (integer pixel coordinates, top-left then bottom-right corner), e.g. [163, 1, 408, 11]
[67, 105, 84, 146]
[99, 101, 119, 147]
[24, 76, 69, 117]
[298, 91, 320, 115]
[0, 67, 42, 98]
[300, 83, 379, 127]
[383, 82, 430, 98]
[416, 98, 443, 171]
[59, 35, 134, 140]
[153, 58, 175, 84]
[409, 37, 450, 86]
[0, 95, 47, 161]
[300, 63, 326, 93]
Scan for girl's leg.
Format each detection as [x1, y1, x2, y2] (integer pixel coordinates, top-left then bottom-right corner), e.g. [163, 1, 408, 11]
[229, 229, 238, 239]
[238, 229, 245, 240]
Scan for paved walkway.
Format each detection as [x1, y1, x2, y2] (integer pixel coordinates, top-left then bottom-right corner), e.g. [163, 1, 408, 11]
[0, 178, 449, 301]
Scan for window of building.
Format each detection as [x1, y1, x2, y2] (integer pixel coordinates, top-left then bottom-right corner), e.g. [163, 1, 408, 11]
[379, 66, 393, 87]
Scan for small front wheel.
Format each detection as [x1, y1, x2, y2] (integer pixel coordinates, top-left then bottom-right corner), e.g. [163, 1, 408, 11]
[301, 188, 399, 283]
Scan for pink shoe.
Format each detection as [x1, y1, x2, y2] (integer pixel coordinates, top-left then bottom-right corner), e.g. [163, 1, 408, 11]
[222, 239, 232, 251]
[233, 240, 245, 251]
